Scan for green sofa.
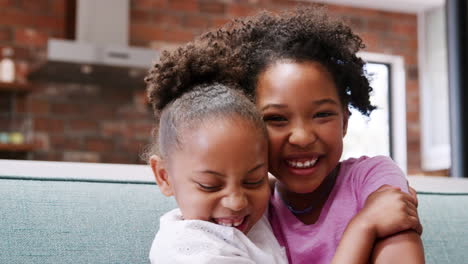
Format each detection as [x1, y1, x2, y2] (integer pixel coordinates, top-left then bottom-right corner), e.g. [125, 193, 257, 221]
[1, 160, 467, 264]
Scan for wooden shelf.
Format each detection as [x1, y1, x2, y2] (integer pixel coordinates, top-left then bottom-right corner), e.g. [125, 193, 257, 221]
[0, 81, 33, 93]
[0, 81, 36, 156]
[0, 143, 37, 152]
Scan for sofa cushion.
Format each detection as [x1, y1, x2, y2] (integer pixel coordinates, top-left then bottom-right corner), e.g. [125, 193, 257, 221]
[418, 193, 468, 264]
[0, 178, 176, 264]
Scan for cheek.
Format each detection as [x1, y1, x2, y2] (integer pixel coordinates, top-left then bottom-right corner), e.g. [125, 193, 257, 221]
[266, 132, 286, 173]
[266, 130, 283, 156]
[251, 185, 271, 213]
[175, 188, 215, 220]
[321, 127, 344, 160]
[320, 121, 343, 141]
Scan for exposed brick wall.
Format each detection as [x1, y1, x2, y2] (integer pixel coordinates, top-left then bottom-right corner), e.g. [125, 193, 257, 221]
[0, 0, 432, 174]
[0, 0, 66, 68]
[0, 0, 66, 160]
[0, 0, 153, 164]
[129, 0, 424, 174]
[27, 83, 153, 163]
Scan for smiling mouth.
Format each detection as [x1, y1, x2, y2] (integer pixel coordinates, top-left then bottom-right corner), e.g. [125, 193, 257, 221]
[212, 215, 248, 231]
[286, 157, 319, 169]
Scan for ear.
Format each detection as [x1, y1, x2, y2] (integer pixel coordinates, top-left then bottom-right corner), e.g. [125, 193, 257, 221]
[150, 155, 174, 197]
[342, 108, 349, 137]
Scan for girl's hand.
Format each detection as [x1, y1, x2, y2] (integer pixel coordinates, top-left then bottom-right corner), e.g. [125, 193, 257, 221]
[354, 185, 422, 239]
[333, 185, 423, 264]
[408, 185, 419, 209]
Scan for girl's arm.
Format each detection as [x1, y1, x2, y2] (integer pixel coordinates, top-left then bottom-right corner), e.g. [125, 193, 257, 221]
[331, 212, 376, 264]
[331, 185, 423, 264]
[333, 226, 424, 264]
[371, 230, 424, 263]
[371, 185, 424, 263]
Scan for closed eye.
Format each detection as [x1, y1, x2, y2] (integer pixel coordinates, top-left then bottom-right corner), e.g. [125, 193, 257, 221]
[197, 183, 222, 192]
[243, 177, 265, 188]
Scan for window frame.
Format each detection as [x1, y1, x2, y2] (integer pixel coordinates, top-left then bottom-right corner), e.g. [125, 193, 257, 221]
[358, 51, 408, 173]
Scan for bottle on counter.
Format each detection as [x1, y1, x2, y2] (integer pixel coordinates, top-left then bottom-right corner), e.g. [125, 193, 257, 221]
[0, 47, 15, 83]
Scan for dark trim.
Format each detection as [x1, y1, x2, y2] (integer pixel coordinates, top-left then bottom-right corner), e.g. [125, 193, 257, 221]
[446, 0, 468, 178]
[65, 0, 76, 40]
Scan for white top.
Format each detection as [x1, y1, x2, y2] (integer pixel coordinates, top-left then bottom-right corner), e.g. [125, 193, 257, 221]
[149, 208, 288, 264]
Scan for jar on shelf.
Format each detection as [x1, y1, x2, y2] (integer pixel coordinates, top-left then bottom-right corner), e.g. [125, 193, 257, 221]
[0, 47, 15, 83]
[0, 132, 9, 144]
[9, 132, 24, 144]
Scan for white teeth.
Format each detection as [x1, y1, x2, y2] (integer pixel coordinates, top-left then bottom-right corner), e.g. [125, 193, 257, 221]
[215, 217, 245, 227]
[310, 159, 318, 166]
[287, 158, 318, 169]
[233, 219, 243, 227]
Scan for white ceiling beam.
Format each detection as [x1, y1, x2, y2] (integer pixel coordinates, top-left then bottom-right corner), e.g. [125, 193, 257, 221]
[308, 0, 444, 13]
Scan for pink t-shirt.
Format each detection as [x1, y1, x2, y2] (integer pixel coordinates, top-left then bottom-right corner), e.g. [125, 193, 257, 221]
[269, 156, 408, 264]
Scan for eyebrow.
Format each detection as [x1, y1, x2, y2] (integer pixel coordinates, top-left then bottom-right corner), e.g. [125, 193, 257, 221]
[196, 163, 266, 178]
[260, 98, 338, 111]
[248, 163, 266, 174]
[314, 98, 339, 106]
[260, 104, 287, 111]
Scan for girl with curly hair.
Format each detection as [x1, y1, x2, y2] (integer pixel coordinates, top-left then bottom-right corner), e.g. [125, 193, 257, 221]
[215, 7, 424, 263]
[146, 6, 423, 264]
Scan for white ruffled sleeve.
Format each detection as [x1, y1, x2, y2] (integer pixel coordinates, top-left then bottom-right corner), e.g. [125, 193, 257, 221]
[149, 209, 286, 264]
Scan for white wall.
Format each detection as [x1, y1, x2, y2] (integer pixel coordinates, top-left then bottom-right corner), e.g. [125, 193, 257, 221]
[419, 6, 451, 171]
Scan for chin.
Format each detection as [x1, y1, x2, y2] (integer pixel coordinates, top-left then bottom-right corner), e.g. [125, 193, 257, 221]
[285, 181, 322, 194]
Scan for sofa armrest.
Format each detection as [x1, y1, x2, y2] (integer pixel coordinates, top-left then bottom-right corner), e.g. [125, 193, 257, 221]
[408, 175, 468, 194]
[407, 176, 468, 264]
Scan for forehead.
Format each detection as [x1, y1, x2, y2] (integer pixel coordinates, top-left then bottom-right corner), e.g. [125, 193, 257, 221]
[256, 61, 341, 105]
[167, 116, 267, 170]
[182, 115, 265, 151]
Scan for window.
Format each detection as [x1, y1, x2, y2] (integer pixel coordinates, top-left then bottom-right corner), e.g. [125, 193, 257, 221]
[343, 52, 407, 173]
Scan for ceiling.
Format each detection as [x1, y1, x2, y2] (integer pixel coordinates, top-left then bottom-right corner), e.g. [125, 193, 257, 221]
[311, 0, 444, 13]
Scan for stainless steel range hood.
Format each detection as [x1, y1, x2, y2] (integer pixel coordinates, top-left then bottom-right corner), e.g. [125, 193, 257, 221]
[30, 0, 158, 87]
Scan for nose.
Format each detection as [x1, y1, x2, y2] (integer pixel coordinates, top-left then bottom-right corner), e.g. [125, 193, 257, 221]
[289, 123, 316, 148]
[221, 191, 248, 212]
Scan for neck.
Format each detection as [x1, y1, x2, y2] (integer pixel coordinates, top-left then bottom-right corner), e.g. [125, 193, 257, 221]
[276, 165, 339, 214]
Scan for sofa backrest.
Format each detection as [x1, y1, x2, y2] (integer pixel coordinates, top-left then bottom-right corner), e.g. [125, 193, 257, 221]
[0, 177, 177, 264]
[2, 160, 468, 264]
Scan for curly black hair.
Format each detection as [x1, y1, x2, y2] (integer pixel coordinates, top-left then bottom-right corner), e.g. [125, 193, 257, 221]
[229, 7, 376, 116]
[144, 31, 266, 159]
[143, 6, 376, 161]
[146, 6, 375, 117]
[145, 27, 248, 113]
